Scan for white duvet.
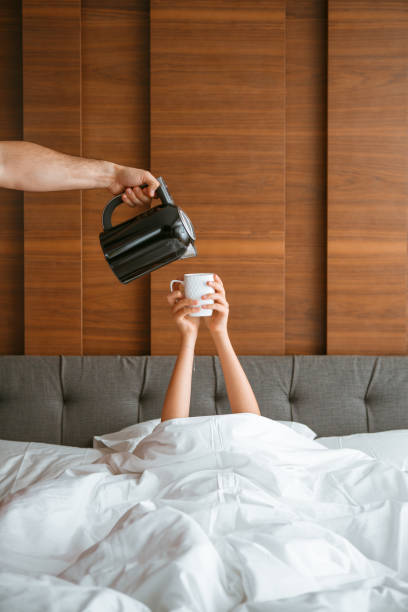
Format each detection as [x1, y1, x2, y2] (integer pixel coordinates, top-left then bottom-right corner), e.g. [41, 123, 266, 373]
[1, 414, 408, 611]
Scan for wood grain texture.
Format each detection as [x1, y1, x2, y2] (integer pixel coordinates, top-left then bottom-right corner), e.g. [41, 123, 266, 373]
[285, 0, 327, 354]
[327, 0, 408, 354]
[82, 0, 150, 355]
[0, 0, 24, 355]
[150, 0, 286, 355]
[23, 0, 82, 354]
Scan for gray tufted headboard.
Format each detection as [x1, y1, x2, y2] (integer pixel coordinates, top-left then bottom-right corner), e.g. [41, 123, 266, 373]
[0, 355, 407, 447]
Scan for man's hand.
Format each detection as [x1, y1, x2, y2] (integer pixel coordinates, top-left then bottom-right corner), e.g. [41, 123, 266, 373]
[108, 165, 160, 207]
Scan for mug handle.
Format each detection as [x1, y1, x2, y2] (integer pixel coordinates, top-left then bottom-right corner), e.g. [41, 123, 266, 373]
[170, 279, 184, 293]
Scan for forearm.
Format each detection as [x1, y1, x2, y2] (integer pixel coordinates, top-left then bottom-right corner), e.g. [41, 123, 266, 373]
[161, 337, 196, 422]
[213, 332, 260, 415]
[0, 141, 117, 192]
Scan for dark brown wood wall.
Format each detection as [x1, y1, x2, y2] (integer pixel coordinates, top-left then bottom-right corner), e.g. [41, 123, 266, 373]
[23, 0, 83, 355]
[150, 0, 287, 355]
[81, 0, 150, 355]
[286, 0, 327, 355]
[0, 0, 23, 355]
[1, 1, 407, 356]
[327, 0, 408, 355]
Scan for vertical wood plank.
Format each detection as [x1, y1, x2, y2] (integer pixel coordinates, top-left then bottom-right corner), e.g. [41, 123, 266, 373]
[23, 0, 82, 355]
[327, 0, 408, 354]
[82, 0, 150, 355]
[285, 0, 327, 354]
[0, 0, 24, 355]
[150, 0, 286, 355]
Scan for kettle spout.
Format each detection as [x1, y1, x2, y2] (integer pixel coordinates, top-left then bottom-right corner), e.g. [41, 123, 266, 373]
[180, 243, 197, 260]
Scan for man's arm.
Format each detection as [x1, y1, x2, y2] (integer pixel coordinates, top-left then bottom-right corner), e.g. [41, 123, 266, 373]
[0, 141, 159, 203]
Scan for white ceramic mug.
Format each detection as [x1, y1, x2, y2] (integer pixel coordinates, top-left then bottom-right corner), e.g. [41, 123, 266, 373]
[170, 273, 215, 317]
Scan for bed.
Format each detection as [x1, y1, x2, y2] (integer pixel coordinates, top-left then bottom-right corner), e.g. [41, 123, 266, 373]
[1, 355, 408, 611]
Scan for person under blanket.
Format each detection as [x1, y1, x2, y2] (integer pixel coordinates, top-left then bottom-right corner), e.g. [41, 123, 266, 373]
[3, 280, 408, 610]
[162, 274, 261, 422]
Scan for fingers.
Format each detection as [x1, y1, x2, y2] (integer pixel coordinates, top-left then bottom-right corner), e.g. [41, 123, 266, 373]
[167, 289, 183, 306]
[140, 171, 160, 198]
[172, 298, 198, 315]
[207, 278, 225, 296]
[201, 291, 227, 305]
[167, 282, 184, 306]
[174, 303, 200, 322]
[111, 166, 160, 202]
[122, 186, 151, 207]
[201, 276, 229, 314]
[175, 307, 200, 321]
[202, 274, 226, 303]
[202, 302, 229, 313]
[121, 170, 160, 206]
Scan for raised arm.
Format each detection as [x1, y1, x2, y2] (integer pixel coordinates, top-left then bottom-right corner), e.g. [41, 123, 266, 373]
[0, 140, 159, 205]
[161, 285, 201, 422]
[203, 275, 260, 415]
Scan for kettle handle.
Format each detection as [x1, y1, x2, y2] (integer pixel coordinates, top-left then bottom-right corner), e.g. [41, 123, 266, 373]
[102, 176, 174, 231]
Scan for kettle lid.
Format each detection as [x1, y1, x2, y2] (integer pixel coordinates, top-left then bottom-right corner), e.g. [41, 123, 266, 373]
[178, 208, 196, 241]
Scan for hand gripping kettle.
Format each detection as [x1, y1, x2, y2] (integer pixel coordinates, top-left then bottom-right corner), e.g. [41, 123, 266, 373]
[100, 176, 197, 283]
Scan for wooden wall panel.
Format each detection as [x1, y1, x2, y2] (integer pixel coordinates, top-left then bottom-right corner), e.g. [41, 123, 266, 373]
[327, 1, 408, 354]
[150, 0, 286, 355]
[82, 0, 150, 354]
[0, 1, 24, 355]
[285, 0, 327, 354]
[23, 0, 82, 354]
[5, 0, 408, 357]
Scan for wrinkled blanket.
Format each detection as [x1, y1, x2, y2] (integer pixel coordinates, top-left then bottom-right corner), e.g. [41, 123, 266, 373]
[1, 414, 408, 611]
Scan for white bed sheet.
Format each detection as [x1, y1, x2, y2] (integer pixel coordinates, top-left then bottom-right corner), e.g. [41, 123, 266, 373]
[93, 418, 317, 452]
[1, 414, 408, 612]
[0, 439, 107, 500]
[318, 429, 408, 471]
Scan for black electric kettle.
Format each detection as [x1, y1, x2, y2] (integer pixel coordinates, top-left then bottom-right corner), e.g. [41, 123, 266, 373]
[100, 176, 197, 283]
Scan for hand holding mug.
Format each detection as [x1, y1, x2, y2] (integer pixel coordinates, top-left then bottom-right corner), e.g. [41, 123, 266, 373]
[202, 274, 229, 335]
[167, 283, 201, 340]
[168, 272, 229, 339]
[170, 274, 215, 317]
